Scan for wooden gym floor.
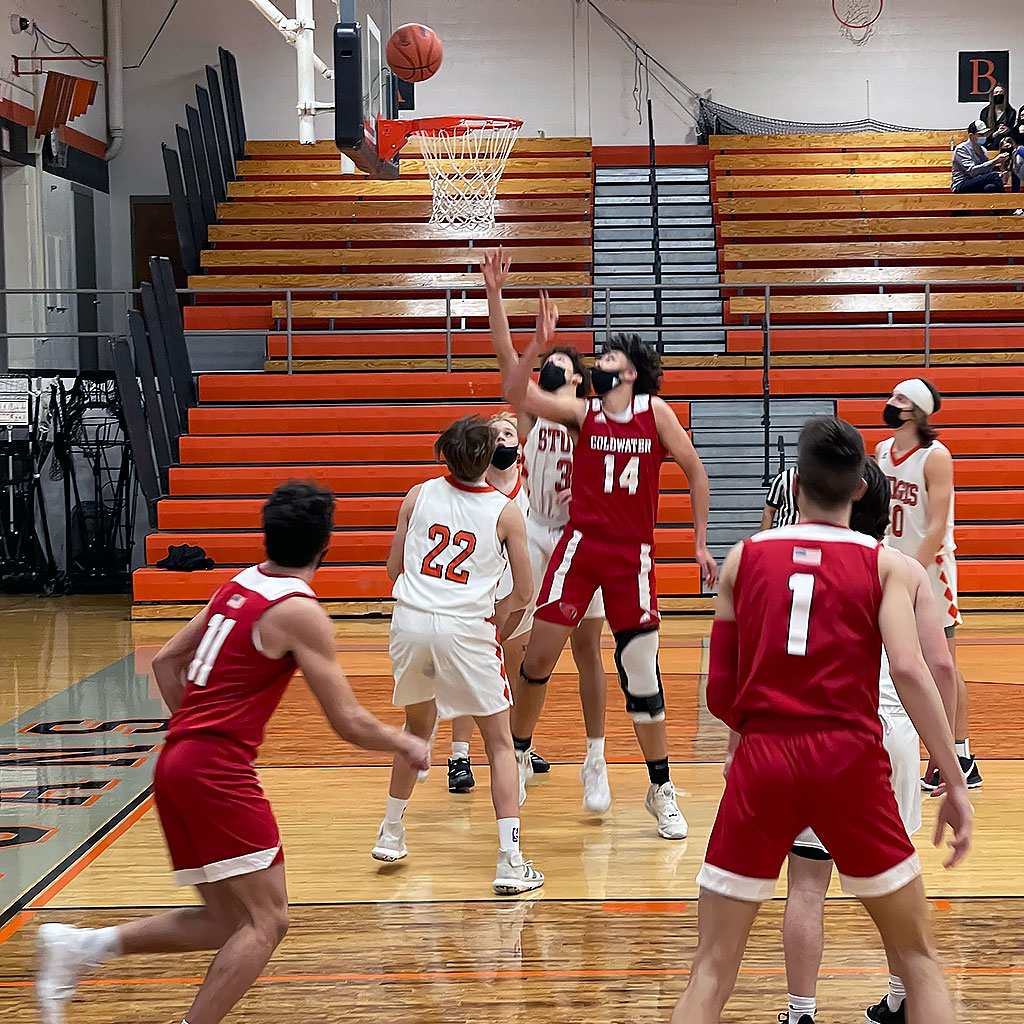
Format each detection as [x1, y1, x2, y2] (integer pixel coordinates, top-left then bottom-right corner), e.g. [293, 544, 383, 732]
[1, 595, 1022, 1021]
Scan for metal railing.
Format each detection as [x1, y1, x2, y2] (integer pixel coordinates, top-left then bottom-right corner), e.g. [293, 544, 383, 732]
[2, 278, 1022, 483]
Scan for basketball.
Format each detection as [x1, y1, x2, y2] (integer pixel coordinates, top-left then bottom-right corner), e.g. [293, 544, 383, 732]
[385, 23, 443, 83]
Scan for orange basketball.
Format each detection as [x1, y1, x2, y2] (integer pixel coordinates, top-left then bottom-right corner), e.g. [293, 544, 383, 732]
[386, 23, 443, 83]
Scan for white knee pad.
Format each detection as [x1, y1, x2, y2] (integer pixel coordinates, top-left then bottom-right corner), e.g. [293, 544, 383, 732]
[613, 628, 665, 723]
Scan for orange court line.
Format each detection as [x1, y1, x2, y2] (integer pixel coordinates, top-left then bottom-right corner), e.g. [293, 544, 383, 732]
[601, 900, 688, 913]
[2, 964, 1022, 989]
[0, 912, 36, 946]
[934, 899, 952, 911]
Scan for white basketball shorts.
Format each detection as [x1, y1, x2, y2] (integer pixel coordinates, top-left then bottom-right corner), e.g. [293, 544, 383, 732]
[929, 552, 962, 632]
[390, 604, 512, 720]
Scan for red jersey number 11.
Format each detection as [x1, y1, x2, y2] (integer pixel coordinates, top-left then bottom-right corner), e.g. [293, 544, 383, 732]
[786, 573, 815, 656]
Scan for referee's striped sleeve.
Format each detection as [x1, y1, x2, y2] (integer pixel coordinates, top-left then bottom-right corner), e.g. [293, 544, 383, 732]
[765, 472, 785, 508]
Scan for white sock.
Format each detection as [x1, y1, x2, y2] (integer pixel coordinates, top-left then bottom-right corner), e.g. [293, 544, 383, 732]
[887, 974, 906, 1010]
[497, 816, 520, 852]
[955, 739, 970, 759]
[788, 993, 816, 1022]
[451, 741, 470, 760]
[586, 736, 606, 760]
[384, 795, 408, 824]
[81, 926, 121, 964]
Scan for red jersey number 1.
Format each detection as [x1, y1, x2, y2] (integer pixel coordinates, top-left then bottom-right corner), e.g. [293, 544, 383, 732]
[188, 613, 238, 687]
[786, 573, 815, 656]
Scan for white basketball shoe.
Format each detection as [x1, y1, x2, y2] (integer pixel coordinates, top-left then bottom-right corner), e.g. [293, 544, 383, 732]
[371, 820, 408, 862]
[580, 753, 612, 813]
[645, 781, 688, 840]
[493, 848, 545, 895]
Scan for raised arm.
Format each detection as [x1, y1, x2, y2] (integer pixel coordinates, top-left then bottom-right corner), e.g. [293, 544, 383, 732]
[877, 549, 972, 867]
[652, 396, 718, 588]
[917, 446, 953, 568]
[482, 248, 517, 378]
[386, 484, 421, 582]
[262, 598, 429, 768]
[501, 292, 585, 431]
[493, 499, 533, 640]
[150, 605, 212, 714]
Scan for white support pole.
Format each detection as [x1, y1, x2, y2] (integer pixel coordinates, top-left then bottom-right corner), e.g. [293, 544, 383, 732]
[295, 0, 316, 144]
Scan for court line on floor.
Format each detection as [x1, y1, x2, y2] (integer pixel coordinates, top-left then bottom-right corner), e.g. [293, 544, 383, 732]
[2, 963, 1022, 989]
[0, 793, 154, 949]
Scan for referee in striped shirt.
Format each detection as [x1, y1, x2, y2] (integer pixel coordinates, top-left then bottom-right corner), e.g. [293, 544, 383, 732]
[760, 466, 798, 530]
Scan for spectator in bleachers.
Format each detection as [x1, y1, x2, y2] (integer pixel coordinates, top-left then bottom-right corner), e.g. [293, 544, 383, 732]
[981, 83, 1016, 145]
[998, 136, 1020, 192]
[951, 121, 1008, 194]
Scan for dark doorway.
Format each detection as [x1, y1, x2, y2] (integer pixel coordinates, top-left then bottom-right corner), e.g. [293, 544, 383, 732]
[130, 197, 186, 295]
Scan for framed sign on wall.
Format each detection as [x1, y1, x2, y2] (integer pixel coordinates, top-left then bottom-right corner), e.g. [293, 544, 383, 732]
[959, 51, 1010, 104]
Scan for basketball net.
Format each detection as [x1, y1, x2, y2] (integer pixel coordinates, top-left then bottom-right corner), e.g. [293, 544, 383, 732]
[832, 0, 883, 46]
[411, 117, 522, 229]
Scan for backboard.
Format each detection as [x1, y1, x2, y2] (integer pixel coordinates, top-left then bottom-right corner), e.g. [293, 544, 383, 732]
[334, 0, 400, 178]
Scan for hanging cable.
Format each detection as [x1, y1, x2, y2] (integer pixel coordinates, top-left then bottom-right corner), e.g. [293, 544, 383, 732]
[585, 0, 701, 126]
[124, 1, 179, 70]
[30, 23, 104, 67]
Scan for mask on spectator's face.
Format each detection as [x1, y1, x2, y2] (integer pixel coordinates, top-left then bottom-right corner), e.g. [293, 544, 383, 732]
[995, 93, 1006, 104]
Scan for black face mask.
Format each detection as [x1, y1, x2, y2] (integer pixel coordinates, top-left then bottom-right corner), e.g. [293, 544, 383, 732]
[995, 95, 1006, 104]
[591, 367, 621, 395]
[491, 444, 519, 470]
[883, 403, 906, 429]
[539, 361, 568, 392]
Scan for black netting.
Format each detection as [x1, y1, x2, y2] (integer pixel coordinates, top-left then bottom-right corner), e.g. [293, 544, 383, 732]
[696, 98, 931, 142]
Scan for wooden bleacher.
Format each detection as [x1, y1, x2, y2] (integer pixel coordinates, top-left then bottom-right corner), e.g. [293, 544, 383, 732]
[712, 130, 1024, 326]
[188, 135, 594, 346]
[133, 131, 1024, 616]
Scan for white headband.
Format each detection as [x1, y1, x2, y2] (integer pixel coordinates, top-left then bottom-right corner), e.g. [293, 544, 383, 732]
[894, 378, 935, 416]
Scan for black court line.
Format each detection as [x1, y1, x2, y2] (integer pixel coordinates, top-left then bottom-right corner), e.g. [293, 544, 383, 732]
[0, 787, 154, 931]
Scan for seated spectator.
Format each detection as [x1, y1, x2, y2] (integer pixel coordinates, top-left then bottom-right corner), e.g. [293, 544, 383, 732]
[951, 121, 1008, 194]
[981, 83, 1017, 146]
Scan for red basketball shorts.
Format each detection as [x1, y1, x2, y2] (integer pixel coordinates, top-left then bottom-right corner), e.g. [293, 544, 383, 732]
[534, 527, 659, 634]
[698, 728, 920, 901]
[154, 736, 284, 887]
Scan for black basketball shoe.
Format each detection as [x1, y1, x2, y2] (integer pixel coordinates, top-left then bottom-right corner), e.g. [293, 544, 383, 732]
[922, 756, 983, 792]
[530, 751, 551, 773]
[865, 994, 906, 1023]
[776, 1013, 814, 1024]
[447, 756, 475, 792]
[960, 755, 983, 788]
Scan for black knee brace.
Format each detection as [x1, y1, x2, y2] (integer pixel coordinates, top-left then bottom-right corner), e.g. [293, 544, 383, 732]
[520, 660, 552, 686]
[613, 627, 665, 723]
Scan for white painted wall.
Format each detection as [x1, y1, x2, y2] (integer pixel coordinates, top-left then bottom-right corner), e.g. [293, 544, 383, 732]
[1, 0, 108, 147]
[104, 0, 1024, 290]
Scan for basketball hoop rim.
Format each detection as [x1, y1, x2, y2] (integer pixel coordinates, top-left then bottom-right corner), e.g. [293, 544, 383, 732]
[377, 115, 523, 161]
[831, 0, 884, 31]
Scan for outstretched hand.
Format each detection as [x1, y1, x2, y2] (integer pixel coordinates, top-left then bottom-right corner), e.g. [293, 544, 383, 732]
[533, 290, 559, 351]
[482, 247, 513, 292]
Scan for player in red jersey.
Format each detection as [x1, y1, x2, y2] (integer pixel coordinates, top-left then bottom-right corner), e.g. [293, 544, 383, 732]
[35, 482, 430, 1024]
[498, 295, 718, 838]
[670, 418, 973, 1024]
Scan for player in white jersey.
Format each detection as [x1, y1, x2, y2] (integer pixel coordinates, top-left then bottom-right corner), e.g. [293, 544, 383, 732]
[373, 415, 544, 894]
[875, 377, 982, 790]
[779, 459, 957, 1024]
[482, 249, 613, 814]
[446, 413, 537, 795]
